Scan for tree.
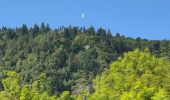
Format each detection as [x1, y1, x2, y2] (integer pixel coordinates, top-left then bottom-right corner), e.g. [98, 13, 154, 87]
[40, 23, 50, 33]
[19, 85, 31, 100]
[57, 91, 75, 100]
[96, 28, 106, 36]
[160, 40, 170, 59]
[5, 29, 16, 39]
[0, 71, 20, 100]
[21, 24, 29, 35]
[32, 24, 40, 36]
[85, 26, 95, 35]
[149, 40, 161, 57]
[0, 71, 56, 100]
[89, 49, 170, 100]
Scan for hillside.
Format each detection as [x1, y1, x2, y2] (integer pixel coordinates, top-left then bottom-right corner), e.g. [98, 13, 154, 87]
[0, 24, 170, 99]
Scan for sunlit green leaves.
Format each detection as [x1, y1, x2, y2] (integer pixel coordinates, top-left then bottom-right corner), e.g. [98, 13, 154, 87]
[90, 49, 170, 100]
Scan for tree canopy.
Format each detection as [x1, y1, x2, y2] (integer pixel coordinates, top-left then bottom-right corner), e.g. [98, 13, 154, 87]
[89, 49, 170, 100]
[0, 24, 170, 99]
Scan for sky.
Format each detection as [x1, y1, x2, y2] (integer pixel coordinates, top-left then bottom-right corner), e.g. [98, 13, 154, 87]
[0, 0, 170, 40]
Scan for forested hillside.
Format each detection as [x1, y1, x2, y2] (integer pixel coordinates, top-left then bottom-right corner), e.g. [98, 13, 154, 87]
[0, 23, 170, 99]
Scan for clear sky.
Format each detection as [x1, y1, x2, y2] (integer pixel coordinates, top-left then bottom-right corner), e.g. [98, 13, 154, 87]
[0, 0, 170, 40]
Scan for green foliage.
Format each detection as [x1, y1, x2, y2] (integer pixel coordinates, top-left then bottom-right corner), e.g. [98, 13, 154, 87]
[0, 71, 56, 100]
[89, 49, 170, 100]
[21, 24, 29, 35]
[1, 71, 21, 99]
[57, 91, 75, 100]
[1, 25, 170, 99]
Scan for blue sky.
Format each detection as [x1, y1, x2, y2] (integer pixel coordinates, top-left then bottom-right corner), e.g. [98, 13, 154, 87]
[0, 0, 170, 40]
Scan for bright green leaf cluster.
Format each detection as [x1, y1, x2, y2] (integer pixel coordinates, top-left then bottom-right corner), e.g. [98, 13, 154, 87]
[89, 49, 170, 100]
[0, 71, 56, 100]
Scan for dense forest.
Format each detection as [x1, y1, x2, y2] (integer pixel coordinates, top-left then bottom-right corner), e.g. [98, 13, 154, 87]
[0, 23, 170, 99]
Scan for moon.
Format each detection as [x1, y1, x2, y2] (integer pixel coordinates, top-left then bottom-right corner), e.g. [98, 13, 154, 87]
[81, 13, 85, 20]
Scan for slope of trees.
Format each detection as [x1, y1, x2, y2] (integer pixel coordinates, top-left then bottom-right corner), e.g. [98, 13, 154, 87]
[0, 24, 170, 99]
[0, 49, 170, 99]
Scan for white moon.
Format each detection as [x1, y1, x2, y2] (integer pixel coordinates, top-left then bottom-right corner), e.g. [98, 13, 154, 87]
[81, 13, 85, 19]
